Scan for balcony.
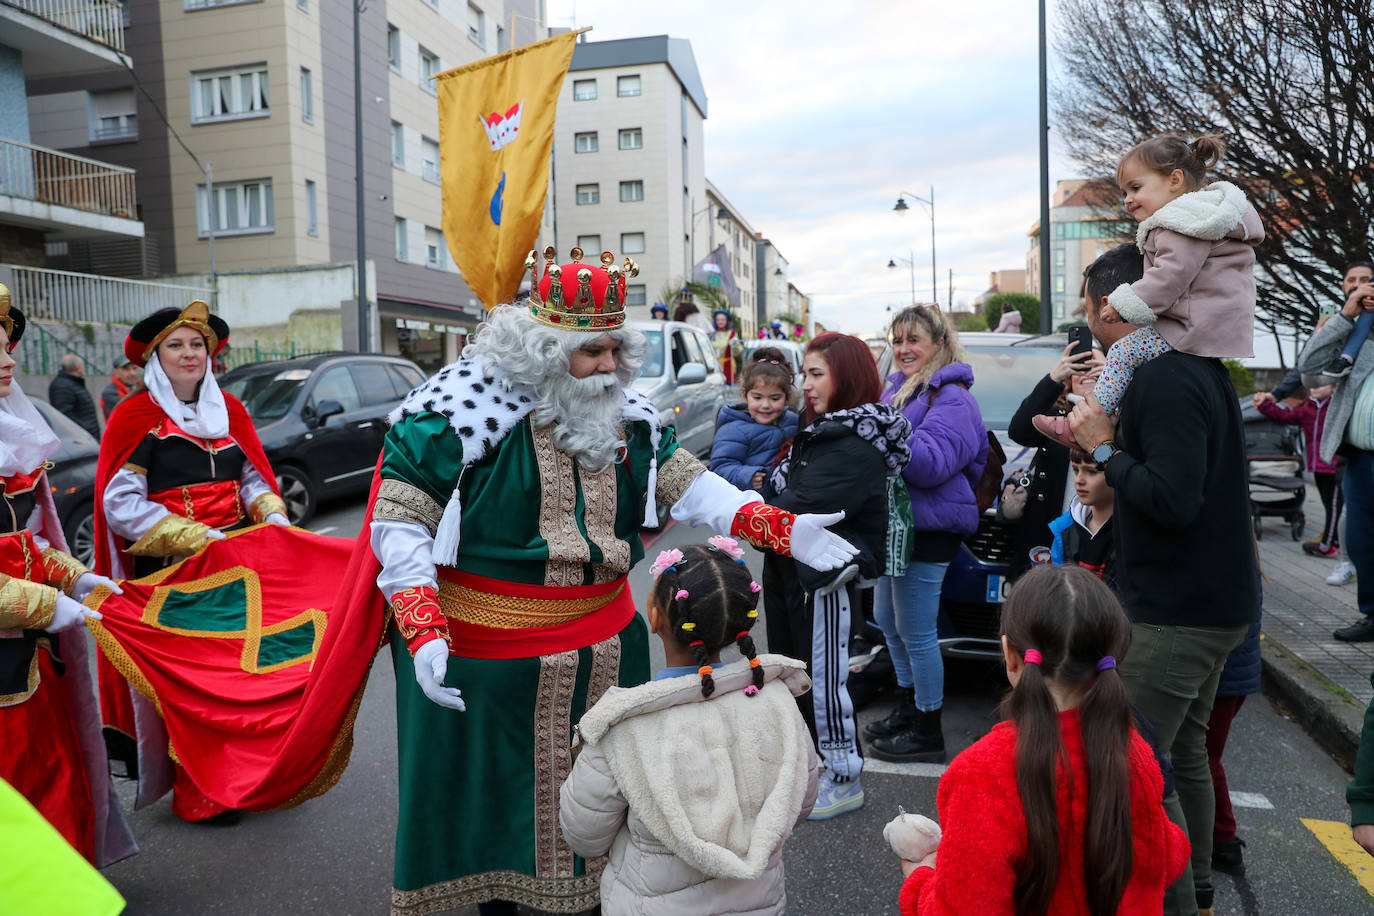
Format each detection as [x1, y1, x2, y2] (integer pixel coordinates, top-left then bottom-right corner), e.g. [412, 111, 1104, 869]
[0, 0, 130, 77]
[0, 264, 210, 326]
[0, 137, 143, 240]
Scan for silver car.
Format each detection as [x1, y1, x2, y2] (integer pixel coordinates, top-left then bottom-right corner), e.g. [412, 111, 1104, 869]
[629, 318, 727, 460]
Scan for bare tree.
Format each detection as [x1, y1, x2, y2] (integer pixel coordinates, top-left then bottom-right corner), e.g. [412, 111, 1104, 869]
[1054, 0, 1373, 359]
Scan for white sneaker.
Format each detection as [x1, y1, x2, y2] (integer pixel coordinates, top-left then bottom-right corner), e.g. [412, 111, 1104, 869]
[1327, 560, 1356, 586]
[807, 771, 864, 820]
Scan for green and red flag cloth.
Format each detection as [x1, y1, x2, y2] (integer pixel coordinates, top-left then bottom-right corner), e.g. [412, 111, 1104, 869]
[86, 521, 387, 811]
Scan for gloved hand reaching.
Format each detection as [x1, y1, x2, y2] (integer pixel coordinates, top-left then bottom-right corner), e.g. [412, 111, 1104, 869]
[48, 593, 103, 632]
[264, 513, 290, 526]
[71, 573, 123, 602]
[413, 639, 466, 711]
[791, 511, 859, 571]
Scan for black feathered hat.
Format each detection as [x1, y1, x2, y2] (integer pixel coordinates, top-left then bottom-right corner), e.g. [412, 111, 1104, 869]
[125, 300, 229, 367]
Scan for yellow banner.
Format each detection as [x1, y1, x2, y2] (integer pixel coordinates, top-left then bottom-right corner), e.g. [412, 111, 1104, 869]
[436, 31, 579, 310]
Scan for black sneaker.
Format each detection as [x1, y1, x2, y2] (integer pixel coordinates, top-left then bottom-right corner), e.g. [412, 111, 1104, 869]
[1320, 357, 1354, 380]
[1334, 616, 1374, 642]
[1212, 837, 1246, 876]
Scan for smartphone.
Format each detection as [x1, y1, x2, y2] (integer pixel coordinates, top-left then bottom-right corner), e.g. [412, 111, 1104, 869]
[1069, 325, 1093, 356]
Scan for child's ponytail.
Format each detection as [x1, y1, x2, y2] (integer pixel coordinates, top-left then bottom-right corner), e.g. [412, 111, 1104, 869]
[1119, 132, 1228, 191]
[1189, 134, 1226, 171]
[999, 564, 1134, 916]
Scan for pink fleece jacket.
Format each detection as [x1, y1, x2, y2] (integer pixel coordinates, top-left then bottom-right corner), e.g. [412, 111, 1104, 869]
[1256, 395, 1338, 474]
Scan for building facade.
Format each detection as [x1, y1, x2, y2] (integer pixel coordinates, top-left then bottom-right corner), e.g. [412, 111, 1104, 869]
[551, 34, 706, 319]
[971, 268, 1027, 313]
[1026, 179, 1132, 325]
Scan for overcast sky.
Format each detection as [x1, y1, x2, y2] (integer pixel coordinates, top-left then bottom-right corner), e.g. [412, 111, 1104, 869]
[546, 0, 1078, 336]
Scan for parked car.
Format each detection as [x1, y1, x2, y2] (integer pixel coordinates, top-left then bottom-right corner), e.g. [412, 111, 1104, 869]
[630, 319, 728, 458]
[30, 397, 99, 566]
[219, 352, 426, 526]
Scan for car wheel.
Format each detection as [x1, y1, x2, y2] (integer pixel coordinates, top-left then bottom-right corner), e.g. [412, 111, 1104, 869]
[63, 500, 96, 568]
[276, 466, 317, 527]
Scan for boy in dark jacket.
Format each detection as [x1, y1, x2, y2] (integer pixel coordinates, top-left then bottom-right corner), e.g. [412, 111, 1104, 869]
[1048, 448, 1116, 587]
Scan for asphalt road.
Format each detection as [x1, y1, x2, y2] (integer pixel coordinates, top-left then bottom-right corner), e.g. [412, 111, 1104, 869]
[100, 495, 1374, 915]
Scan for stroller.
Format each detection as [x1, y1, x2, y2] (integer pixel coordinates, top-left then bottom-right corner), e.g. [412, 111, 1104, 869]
[1244, 404, 1306, 541]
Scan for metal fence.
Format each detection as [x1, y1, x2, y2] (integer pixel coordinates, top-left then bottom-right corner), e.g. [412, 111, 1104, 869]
[1, 0, 126, 50]
[0, 138, 137, 221]
[15, 320, 123, 378]
[2, 265, 210, 326]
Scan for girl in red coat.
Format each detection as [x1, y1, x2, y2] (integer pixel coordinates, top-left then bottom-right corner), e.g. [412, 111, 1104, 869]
[897, 564, 1189, 915]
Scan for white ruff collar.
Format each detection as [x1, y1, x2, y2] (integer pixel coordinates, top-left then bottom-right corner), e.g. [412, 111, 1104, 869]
[0, 379, 62, 477]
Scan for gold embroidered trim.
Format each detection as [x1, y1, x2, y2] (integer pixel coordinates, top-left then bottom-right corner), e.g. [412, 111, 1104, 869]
[534, 650, 580, 880]
[655, 448, 705, 511]
[0, 573, 57, 631]
[247, 492, 288, 525]
[435, 580, 624, 629]
[373, 479, 443, 536]
[0, 652, 41, 707]
[390, 869, 600, 915]
[127, 514, 211, 557]
[585, 631, 621, 712]
[581, 461, 629, 583]
[121, 461, 147, 475]
[40, 547, 89, 595]
[533, 425, 588, 587]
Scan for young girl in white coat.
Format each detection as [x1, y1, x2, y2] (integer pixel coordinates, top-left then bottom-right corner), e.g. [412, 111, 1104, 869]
[559, 538, 820, 916]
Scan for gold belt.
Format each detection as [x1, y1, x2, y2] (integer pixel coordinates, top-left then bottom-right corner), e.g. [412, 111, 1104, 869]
[436, 580, 626, 630]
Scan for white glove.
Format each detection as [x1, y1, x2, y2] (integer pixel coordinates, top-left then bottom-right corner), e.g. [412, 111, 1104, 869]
[264, 513, 290, 526]
[413, 639, 466, 711]
[71, 572, 123, 602]
[48, 593, 103, 632]
[205, 529, 227, 541]
[791, 511, 859, 571]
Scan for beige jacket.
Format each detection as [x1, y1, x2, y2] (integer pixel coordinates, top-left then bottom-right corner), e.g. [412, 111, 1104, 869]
[559, 655, 819, 916]
[1108, 180, 1264, 358]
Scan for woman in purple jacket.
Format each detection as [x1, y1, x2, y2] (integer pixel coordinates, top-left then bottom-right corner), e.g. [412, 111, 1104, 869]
[867, 305, 988, 762]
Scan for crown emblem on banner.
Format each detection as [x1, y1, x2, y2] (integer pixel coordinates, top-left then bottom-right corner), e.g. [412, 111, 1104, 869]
[525, 246, 639, 332]
[480, 101, 523, 151]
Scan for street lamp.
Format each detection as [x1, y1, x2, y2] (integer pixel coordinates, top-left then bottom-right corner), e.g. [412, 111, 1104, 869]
[689, 203, 729, 269]
[887, 253, 916, 305]
[893, 187, 937, 306]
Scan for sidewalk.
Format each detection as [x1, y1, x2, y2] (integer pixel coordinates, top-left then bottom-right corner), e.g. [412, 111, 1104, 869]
[1255, 484, 1371, 769]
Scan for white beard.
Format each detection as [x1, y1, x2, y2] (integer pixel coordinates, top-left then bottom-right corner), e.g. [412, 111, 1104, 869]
[533, 372, 625, 471]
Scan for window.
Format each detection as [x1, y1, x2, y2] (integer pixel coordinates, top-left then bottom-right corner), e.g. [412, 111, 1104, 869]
[618, 128, 642, 150]
[619, 180, 644, 203]
[1054, 275, 1066, 293]
[387, 364, 423, 395]
[350, 363, 399, 408]
[574, 131, 598, 153]
[573, 79, 596, 101]
[421, 137, 440, 183]
[419, 47, 439, 94]
[395, 218, 409, 260]
[1053, 248, 1065, 267]
[466, 3, 485, 47]
[196, 178, 274, 236]
[625, 284, 646, 307]
[617, 75, 641, 97]
[575, 184, 599, 205]
[184, 0, 263, 9]
[425, 226, 445, 267]
[191, 64, 270, 123]
[576, 235, 601, 252]
[310, 366, 361, 413]
[87, 88, 137, 142]
[297, 0, 307, 9]
[387, 25, 401, 72]
[305, 179, 317, 236]
[391, 121, 405, 166]
[621, 232, 645, 254]
[300, 67, 313, 123]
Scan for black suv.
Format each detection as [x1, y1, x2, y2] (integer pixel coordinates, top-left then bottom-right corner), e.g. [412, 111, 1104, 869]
[30, 398, 100, 565]
[219, 352, 426, 525]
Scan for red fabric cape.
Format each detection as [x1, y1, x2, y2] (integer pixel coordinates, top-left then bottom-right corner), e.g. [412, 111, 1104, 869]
[93, 389, 279, 578]
[86, 469, 390, 811]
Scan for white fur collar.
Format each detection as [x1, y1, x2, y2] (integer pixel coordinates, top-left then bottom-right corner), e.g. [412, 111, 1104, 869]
[388, 354, 663, 468]
[1136, 180, 1251, 248]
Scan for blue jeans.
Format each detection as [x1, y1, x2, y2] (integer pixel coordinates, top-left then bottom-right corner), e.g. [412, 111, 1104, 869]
[1343, 449, 1374, 618]
[1342, 310, 1374, 362]
[874, 562, 949, 711]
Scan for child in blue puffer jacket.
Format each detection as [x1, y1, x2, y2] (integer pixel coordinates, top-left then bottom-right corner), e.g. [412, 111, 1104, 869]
[710, 347, 799, 495]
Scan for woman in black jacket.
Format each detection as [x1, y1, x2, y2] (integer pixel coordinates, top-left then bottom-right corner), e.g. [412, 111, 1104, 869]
[1006, 343, 1102, 581]
[764, 333, 911, 822]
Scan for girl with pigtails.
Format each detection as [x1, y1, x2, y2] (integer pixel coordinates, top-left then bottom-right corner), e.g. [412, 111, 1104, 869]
[895, 564, 1189, 916]
[560, 539, 819, 916]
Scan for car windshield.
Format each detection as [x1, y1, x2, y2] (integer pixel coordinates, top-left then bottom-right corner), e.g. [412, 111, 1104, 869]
[221, 368, 311, 421]
[961, 345, 1062, 430]
[639, 330, 665, 377]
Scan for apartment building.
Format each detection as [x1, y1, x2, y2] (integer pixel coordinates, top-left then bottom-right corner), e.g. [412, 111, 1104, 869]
[1026, 179, 1132, 325]
[25, 0, 541, 370]
[754, 235, 790, 332]
[700, 178, 755, 335]
[551, 35, 707, 319]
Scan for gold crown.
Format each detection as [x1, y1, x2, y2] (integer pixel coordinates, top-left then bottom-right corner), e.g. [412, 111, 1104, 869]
[525, 246, 639, 332]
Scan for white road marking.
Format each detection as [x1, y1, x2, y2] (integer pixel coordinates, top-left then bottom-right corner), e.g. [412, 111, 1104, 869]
[1229, 791, 1274, 810]
[863, 759, 949, 778]
[312, 525, 338, 535]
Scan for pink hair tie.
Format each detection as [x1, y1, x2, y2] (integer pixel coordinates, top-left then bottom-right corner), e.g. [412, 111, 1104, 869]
[675, 589, 689, 600]
[1023, 649, 1043, 665]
